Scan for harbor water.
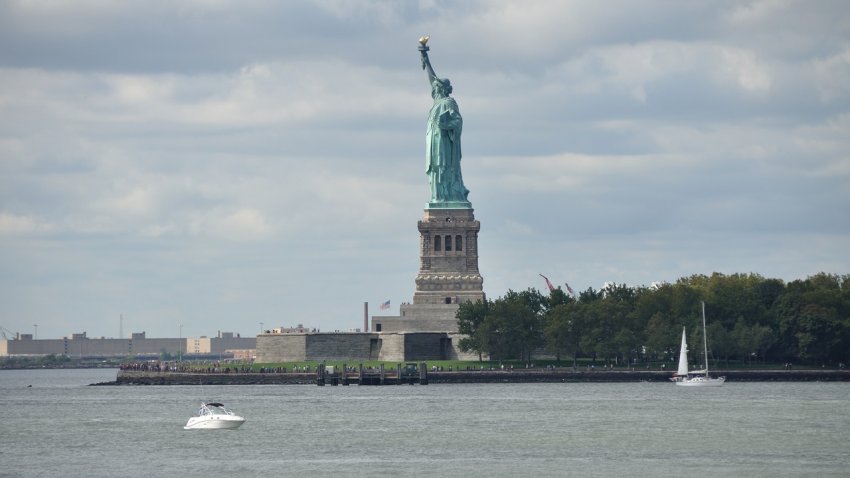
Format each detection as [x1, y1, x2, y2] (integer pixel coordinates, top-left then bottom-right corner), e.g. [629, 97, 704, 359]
[1, 368, 848, 477]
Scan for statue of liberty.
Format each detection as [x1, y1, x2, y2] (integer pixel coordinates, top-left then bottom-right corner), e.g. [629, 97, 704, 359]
[418, 36, 471, 208]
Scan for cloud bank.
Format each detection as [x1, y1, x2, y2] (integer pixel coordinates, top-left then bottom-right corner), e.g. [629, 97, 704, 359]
[1, 0, 848, 338]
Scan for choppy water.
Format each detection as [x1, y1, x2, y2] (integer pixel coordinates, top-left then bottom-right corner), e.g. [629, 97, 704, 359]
[1, 369, 848, 477]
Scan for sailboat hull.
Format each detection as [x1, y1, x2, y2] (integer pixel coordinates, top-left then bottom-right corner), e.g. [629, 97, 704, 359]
[674, 376, 726, 387]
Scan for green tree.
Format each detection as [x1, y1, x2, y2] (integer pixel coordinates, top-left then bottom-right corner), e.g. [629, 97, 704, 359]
[750, 324, 776, 363]
[644, 312, 678, 362]
[794, 304, 841, 364]
[484, 271, 849, 367]
[493, 289, 546, 362]
[706, 321, 734, 366]
[777, 273, 850, 364]
[544, 301, 584, 367]
[456, 299, 490, 362]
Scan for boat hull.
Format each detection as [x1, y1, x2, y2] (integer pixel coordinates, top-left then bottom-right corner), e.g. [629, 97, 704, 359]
[184, 416, 246, 430]
[674, 376, 726, 387]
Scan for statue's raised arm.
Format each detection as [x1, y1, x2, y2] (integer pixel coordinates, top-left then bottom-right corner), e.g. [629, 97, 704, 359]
[418, 35, 438, 84]
[417, 36, 471, 209]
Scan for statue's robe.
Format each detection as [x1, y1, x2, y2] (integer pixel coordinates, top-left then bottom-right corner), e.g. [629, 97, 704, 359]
[426, 95, 469, 203]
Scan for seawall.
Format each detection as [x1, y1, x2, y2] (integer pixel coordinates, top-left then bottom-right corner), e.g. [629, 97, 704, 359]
[97, 371, 315, 385]
[92, 369, 850, 385]
[429, 369, 850, 383]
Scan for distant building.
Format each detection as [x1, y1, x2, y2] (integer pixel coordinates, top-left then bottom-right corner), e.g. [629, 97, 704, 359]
[272, 325, 316, 334]
[0, 330, 256, 360]
[189, 337, 211, 354]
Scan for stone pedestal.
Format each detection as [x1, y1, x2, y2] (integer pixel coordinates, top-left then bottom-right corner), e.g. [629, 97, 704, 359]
[372, 208, 485, 333]
[413, 208, 485, 305]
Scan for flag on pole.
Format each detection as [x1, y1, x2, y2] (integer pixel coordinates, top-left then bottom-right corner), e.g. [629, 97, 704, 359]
[379, 300, 391, 310]
[539, 274, 554, 292]
[565, 282, 575, 296]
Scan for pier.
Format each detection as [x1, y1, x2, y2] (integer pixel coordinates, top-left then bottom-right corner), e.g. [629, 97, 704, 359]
[315, 363, 428, 386]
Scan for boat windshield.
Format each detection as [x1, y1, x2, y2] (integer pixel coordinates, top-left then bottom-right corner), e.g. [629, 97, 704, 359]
[199, 403, 230, 416]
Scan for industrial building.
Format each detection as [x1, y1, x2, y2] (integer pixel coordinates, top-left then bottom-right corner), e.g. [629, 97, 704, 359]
[0, 331, 255, 360]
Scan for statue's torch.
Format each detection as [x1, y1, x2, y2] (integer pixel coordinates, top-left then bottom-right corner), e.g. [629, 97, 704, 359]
[419, 35, 430, 70]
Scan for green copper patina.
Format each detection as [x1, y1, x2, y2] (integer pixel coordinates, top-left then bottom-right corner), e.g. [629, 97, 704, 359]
[419, 36, 471, 209]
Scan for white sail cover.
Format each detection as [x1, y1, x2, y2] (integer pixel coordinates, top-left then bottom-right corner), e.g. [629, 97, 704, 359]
[677, 327, 689, 376]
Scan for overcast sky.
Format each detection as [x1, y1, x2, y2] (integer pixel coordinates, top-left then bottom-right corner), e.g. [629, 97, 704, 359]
[1, 0, 848, 340]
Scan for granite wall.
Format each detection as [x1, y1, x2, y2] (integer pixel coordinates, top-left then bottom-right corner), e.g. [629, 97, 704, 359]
[254, 331, 483, 363]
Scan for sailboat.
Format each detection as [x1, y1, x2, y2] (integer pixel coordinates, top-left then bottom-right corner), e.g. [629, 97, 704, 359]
[671, 301, 726, 387]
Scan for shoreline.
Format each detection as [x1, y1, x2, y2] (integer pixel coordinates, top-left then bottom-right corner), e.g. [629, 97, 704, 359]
[92, 369, 850, 385]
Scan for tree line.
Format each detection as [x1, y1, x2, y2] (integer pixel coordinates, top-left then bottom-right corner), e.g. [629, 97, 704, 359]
[456, 272, 850, 367]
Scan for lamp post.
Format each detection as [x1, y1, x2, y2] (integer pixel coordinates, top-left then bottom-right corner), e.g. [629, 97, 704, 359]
[259, 322, 264, 334]
[33, 324, 38, 340]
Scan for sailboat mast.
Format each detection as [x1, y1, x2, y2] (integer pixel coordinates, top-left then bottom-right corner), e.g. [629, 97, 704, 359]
[702, 301, 709, 373]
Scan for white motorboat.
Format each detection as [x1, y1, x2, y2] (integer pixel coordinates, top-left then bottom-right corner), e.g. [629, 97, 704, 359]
[184, 402, 246, 430]
[672, 302, 726, 387]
